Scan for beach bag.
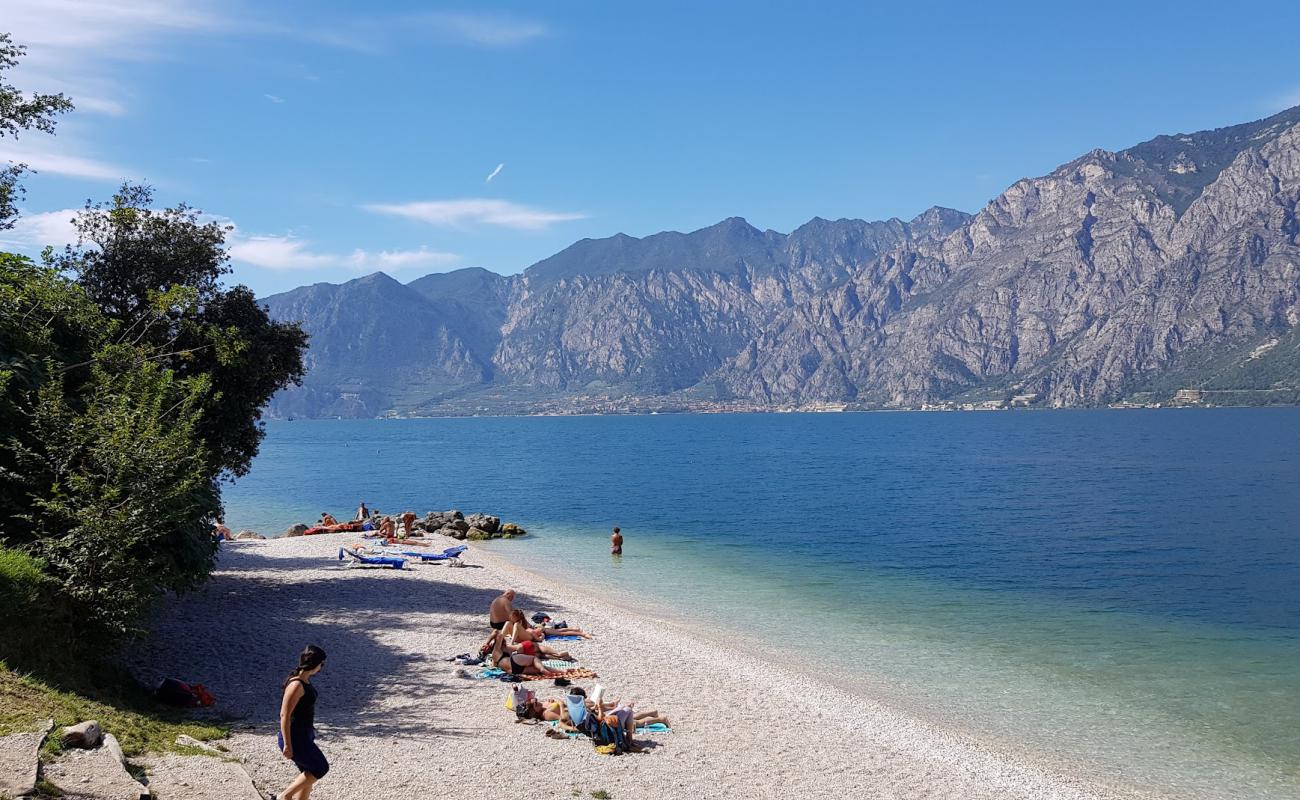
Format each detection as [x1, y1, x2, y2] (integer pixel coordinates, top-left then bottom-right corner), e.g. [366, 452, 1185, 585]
[578, 711, 627, 754]
[156, 678, 215, 708]
[508, 686, 536, 719]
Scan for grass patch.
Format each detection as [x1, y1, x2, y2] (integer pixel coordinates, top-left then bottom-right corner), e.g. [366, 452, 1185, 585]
[0, 661, 227, 757]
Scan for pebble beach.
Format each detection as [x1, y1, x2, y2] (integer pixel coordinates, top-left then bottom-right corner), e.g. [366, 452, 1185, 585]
[132, 531, 1148, 800]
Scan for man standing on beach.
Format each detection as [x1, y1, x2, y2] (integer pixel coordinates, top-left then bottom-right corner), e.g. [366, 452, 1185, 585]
[611, 527, 623, 555]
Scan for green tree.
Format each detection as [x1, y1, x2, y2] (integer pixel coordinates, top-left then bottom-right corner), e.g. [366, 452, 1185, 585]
[0, 33, 306, 650]
[48, 184, 309, 477]
[0, 32, 74, 228]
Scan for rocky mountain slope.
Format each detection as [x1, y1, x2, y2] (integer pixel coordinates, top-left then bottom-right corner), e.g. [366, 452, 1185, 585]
[262, 107, 1300, 417]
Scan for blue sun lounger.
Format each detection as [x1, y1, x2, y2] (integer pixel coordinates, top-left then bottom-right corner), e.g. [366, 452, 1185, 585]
[338, 547, 405, 569]
[381, 545, 467, 563]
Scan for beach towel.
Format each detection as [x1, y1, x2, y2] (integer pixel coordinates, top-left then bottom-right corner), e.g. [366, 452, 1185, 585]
[476, 668, 505, 679]
[519, 667, 597, 682]
[545, 635, 582, 641]
[548, 720, 672, 736]
[542, 659, 577, 671]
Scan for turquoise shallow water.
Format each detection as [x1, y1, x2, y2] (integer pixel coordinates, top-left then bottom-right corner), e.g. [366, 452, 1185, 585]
[223, 410, 1300, 799]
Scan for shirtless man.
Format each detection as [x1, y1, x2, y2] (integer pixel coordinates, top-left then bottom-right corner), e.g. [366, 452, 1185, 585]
[401, 510, 417, 536]
[486, 589, 517, 663]
[490, 589, 516, 632]
[610, 527, 623, 555]
[378, 516, 396, 538]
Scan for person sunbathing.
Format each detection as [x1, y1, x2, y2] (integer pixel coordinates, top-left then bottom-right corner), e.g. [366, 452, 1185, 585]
[401, 510, 417, 536]
[510, 610, 592, 640]
[378, 516, 396, 538]
[320, 512, 339, 526]
[500, 612, 575, 661]
[552, 687, 663, 750]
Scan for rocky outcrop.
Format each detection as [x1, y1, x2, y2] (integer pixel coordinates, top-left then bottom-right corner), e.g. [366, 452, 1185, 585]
[43, 742, 148, 800]
[142, 752, 262, 800]
[282, 523, 309, 538]
[233, 530, 264, 540]
[0, 718, 51, 799]
[714, 106, 1300, 407]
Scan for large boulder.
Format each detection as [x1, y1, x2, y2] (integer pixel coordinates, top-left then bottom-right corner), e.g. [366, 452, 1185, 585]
[282, 523, 309, 538]
[444, 518, 470, 533]
[419, 512, 446, 532]
[499, 522, 527, 537]
[466, 527, 492, 541]
[466, 514, 500, 534]
[439, 526, 468, 540]
[446, 509, 465, 521]
[61, 720, 102, 749]
[234, 530, 264, 540]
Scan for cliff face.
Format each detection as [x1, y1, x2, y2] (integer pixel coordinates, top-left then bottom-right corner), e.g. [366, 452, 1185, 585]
[264, 107, 1300, 417]
[715, 107, 1300, 406]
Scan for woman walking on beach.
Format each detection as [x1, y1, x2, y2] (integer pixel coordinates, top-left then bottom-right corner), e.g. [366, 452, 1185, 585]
[277, 645, 329, 800]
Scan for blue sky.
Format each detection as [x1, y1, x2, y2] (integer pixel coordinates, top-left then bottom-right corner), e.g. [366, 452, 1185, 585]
[2, 0, 1299, 297]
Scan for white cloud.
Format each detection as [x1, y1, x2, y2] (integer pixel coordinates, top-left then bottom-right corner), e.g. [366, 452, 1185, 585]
[417, 13, 549, 46]
[363, 199, 586, 231]
[263, 94, 285, 104]
[0, 141, 132, 181]
[347, 247, 460, 270]
[486, 163, 505, 183]
[3, 0, 223, 116]
[229, 233, 458, 272]
[0, 207, 82, 250]
[228, 235, 335, 270]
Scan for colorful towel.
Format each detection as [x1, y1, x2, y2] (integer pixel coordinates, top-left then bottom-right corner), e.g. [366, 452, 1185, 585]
[476, 668, 505, 679]
[519, 667, 597, 682]
[544, 635, 582, 641]
[637, 722, 672, 733]
[542, 659, 576, 671]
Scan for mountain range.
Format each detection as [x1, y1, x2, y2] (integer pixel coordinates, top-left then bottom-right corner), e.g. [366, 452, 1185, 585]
[262, 106, 1300, 417]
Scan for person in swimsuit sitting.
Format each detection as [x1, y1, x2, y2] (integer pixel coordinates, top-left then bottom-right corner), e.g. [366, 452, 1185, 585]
[278, 645, 329, 799]
[354, 501, 368, 522]
[378, 516, 396, 538]
[495, 640, 553, 677]
[320, 512, 339, 527]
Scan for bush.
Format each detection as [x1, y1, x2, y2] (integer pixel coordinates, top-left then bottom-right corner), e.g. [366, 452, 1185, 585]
[0, 547, 70, 671]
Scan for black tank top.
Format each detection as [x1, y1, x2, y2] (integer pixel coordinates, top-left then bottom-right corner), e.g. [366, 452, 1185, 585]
[288, 679, 317, 732]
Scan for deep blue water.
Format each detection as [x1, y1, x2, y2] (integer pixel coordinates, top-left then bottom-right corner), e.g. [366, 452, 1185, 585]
[224, 409, 1300, 798]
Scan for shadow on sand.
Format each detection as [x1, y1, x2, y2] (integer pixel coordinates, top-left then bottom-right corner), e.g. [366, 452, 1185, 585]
[131, 544, 562, 741]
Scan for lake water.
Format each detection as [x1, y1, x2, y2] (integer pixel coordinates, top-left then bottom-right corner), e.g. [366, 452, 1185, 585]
[223, 409, 1300, 799]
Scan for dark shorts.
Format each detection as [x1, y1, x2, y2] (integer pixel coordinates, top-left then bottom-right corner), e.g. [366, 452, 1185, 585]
[490, 619, 506, 630]
[278, 730, 329, 779]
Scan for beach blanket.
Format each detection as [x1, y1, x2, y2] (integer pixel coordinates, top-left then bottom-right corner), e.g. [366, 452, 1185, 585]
[306, 521, 365, 535]
[518, 667, 597, 682]
[547, 720, 672, 736]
